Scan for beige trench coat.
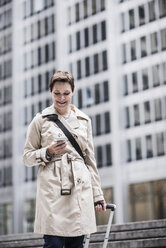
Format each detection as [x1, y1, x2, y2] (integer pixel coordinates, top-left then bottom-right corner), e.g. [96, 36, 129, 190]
[23, 104, 104, 237]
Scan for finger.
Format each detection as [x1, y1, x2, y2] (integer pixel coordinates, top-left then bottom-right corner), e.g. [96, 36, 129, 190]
[55, 144, 66, 153]
[95, 204, 103, 211]
[56, 141, 66, 147]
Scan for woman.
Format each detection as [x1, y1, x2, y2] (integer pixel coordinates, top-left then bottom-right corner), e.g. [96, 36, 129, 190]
[23, 71, 106, 248]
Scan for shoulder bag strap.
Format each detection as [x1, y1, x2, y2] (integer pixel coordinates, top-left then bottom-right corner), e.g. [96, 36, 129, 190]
[43, 114, 85, 161]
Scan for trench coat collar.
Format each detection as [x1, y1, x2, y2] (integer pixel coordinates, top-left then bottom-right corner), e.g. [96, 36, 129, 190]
[41, 104, 89, 129]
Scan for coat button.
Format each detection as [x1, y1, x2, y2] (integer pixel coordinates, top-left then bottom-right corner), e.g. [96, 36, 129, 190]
[77, 178, 81, 184]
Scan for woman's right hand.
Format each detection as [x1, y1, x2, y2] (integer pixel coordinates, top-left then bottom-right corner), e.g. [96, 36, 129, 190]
[47, 141, 67, 155]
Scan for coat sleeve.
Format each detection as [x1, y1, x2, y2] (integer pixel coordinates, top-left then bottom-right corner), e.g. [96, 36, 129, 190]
[23, 113, 50, 167]
[85, 118, 104, 203]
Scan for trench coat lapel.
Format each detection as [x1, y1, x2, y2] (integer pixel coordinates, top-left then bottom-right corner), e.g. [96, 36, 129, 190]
[42, 104, 88, 137]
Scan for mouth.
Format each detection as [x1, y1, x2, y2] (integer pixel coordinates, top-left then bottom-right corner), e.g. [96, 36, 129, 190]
[56, 101, 66, 106]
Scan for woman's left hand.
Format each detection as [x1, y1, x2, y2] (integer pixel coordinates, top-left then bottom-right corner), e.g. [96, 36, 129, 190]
[95, 200, 106, 211]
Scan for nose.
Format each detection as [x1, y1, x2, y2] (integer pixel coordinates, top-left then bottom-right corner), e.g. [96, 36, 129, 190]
[59, 94, 65, 101]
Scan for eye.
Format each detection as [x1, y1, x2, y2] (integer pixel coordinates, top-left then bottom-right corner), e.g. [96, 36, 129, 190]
[64, 92, 70, 95]
[54, 92, 60, 95]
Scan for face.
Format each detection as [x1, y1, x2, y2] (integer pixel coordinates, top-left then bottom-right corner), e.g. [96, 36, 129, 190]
[51, 82, 74, 114]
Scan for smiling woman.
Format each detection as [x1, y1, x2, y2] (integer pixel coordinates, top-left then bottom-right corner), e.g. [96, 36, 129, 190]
[51, 82, 73, 116]
[23, 70, 106, 248]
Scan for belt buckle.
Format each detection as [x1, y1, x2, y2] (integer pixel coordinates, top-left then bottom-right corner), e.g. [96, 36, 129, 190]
[61, 189, 71, 195]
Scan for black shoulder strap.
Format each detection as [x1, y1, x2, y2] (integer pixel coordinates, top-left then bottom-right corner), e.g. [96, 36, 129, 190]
[43, 114, 85, 161]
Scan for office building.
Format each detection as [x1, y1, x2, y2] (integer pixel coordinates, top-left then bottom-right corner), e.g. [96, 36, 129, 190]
[0, 0, 166, 234]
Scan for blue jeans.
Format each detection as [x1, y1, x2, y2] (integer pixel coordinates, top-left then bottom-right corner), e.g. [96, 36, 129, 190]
[43, 234, 84, 248]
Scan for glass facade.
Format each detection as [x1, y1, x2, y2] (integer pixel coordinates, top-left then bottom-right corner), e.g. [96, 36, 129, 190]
[129, 179, 166, 221]
[0, 204, 12, 235]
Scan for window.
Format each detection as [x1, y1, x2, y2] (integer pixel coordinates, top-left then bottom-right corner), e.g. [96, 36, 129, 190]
[148, 1, 156, 22]
[101, 21, 106, 40]
[4, 111, 12, 131]
[76, 31, 80, 50]
[48, 14, 55, 33]
[85, 57, 90, 76]
[24, 79, 28, 97]
[106, 144, 112, 166]
[24, 200, 35, 232]
[4, 166, 12, 185]
[93, 24, 97, 44]
[0, 204, 12, 235]
[100, 0, 105, 11]
[4, 85, 12, 104]
[144, 101, 151, 123]
[40, 46, 45, 64]
[150, 32, 158, 54]
[31, 104, 35, 119]
[48, 42, 55, 61]
[132, 72, 138, 93]
[38, 101, 42, 112]
[96, 146, 102, 168]
[96, 114, 101, 135]
[152, 64, 160, 87]
[122, 44, 127, 64]
[95, 84, 100, 104]
[84, 28, 89, 47]
[130, 40, 136, 61]
[78, 89, 82, 109]
[126, 140, 132, 162]
[140, 36, 147, 57]
[104, 112, 110, 133]
[121, 13, 125, 32]
[83, 0, 88, 19]
[24, 106, 28, 125]
[92, 0, 97, 15]
[31, 77, 35, 95]
[156, 132, 165, 156]
[0, 114, 4, 132]
[159, 0, 166, 18]
[77, 60, 81, 79]
[160, 28, 166, 50]
[37, 20, 41, 39]
[146, 135, 153, 158]
[135, 137, 142, 160]
[75, 3, 80, 22]
[125, 107, 130, 128]
[142, 69, 149, 90]
[129, 180, 166, 222]
[32, 22, 38, 40]
[94, 53, 99, 73]
[68, 35, 72, 53]
[85, 88, 92, 107]
[67, 7, 71, 25]
[38, 74, 42, 93]
[40, 19, 45, 37]
[129, 9, 135, 29]
[162, 62, 166, 84]
[38, 47, 41, 65]
[103, 81, 109, 101]
[123, 75, 128, 95]
[133, 104, 140, 126]
[139, 5, 145, 25]
[154, 98, 162, 121]
[102, 50, 107, 70]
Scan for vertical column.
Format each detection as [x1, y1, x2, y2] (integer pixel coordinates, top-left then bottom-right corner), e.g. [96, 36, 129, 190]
[107, 0, 131, 223]
[12, 0, 24, 233]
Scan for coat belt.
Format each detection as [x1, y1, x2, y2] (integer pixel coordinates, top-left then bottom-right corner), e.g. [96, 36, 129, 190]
[56, 153, 83, 195]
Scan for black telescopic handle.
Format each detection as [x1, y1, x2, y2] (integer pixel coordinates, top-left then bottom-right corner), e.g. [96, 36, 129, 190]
[106, 203, 116, 211]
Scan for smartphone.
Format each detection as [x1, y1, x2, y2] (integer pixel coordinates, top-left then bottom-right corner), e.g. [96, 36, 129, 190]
[56, 137, 67, 142]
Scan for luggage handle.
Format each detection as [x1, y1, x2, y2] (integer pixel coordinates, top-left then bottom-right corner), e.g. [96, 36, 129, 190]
[84, 203, 116, 248]
[106, 203, 116, 211]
